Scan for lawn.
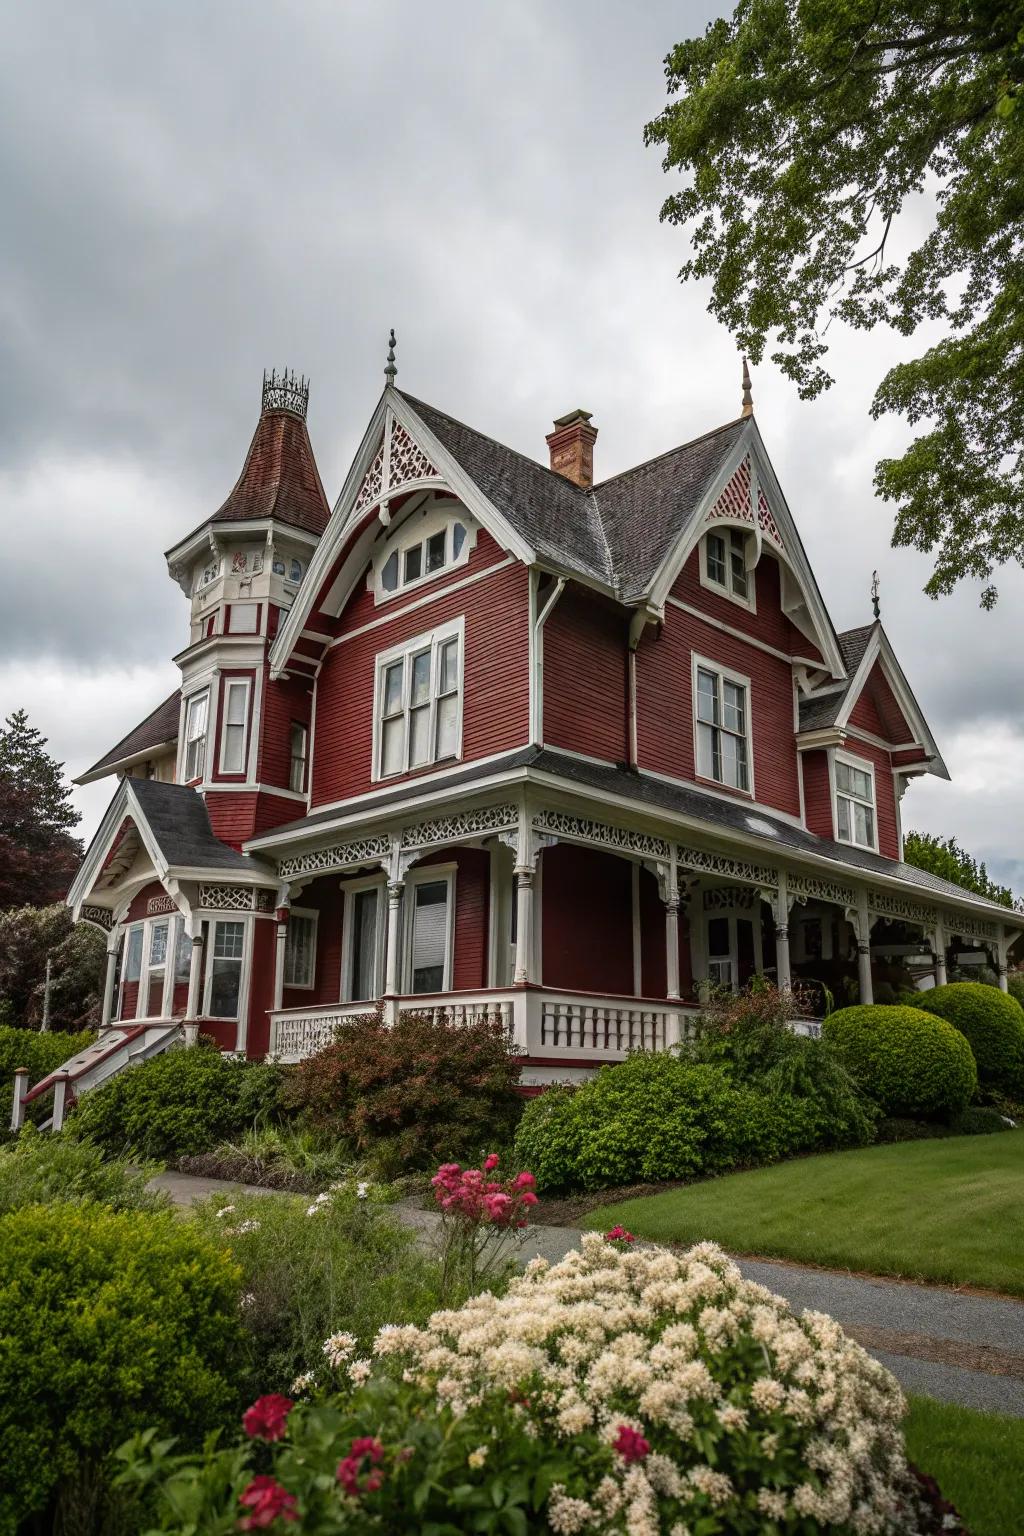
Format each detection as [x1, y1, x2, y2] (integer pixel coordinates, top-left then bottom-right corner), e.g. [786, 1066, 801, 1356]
[904, 1395, 1024, 1536]
[584, 1131, 1024, 1294]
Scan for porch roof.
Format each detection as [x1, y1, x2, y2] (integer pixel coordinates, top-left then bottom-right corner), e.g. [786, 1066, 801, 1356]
[245, 747, 1020, 926]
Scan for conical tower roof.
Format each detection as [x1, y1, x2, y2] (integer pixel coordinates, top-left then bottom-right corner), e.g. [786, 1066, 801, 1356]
[209, 369, 330, 537]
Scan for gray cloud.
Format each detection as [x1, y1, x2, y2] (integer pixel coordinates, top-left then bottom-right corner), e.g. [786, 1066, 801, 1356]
[1, 0, 1022, 892]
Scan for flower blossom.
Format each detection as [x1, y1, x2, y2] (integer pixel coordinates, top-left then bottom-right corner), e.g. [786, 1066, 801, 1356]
[612, 1425, 651, 1464]
[337, 1436, 385, 1498]
[242, 1394, 293, 1442]
[237, 1475, 298, 1529]
[603, 1225, 636, 1245]
[430, 1158, 538, 1229]
[323, 1331, 357, 1368]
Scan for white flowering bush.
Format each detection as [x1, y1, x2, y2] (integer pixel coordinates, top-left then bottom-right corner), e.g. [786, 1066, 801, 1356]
[119, 1235, 934, 1534]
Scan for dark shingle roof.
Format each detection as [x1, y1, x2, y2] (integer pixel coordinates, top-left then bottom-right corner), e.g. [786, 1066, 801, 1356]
[128, 779, 268, 874]
[210, 407, 330, 536]
[77, 690, 181, 783]
[798, 625, 876, 732]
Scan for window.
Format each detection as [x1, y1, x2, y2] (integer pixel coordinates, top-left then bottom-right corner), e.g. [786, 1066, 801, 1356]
[375, 621, 463, 779]
[343, 883, 383, 1002]
[173, 922, 192, 985]
[289, 723, 308, 793]
[702, 528, 753, 605]
[407, 876, 453, 994]
[219, 680, 250, 775]
[145, 920, 169, 1017]
[706, 912, 759, 993]
[284, 912, 317, 989]
[183, 691, 209, 782]
[376, 516, 471, 600]
[229, 602, 258, 633]
[694, 660, 751, 792]
[207, 920, 245, 1019]
[835, 755, 877, 850]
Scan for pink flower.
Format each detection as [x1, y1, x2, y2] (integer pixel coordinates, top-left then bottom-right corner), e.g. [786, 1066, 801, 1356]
[484, 1152, 500, 1170]
[242, 1394, 294, 1442]
[337, 1436, 386, 1498]
[604, 1225, 636, 1245]
[237, 1475, 298, 1529]
[512, 1171, 536, 1189]
[613, 1425, 651, 1463]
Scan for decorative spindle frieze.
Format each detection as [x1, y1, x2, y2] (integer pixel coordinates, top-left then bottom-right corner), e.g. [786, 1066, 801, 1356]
[197, 884, 276, 912]
[532, 811, 670, 861]
[400, 804, 519, 850]
[278, 834, 392, 882]
[675, 844, 779, 891]
[80, 904, 114, 932]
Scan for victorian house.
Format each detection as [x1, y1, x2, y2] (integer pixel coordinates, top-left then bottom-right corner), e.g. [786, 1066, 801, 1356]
[17, 352, 1024, 1127]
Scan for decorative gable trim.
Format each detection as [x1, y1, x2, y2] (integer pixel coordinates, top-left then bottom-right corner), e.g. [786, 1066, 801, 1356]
[834, 626, 949, 779]
[67, 781, 171, 918]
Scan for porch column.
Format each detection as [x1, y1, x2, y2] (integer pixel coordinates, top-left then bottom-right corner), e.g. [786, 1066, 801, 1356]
[184, 931, 204, 1046]
[100, 944, 118, 1029]
[273, 908, 289, 1012]
[513, 866, 535, 985]
[664, 894, 680, 1001]
[383, 879, 404, 1022]
[855, 892, 874, 1005]
[996, 927, 1010, 993]
[933, 923, 947, 988]
[774, 875, 792, 992]
[9, 1067, 28, 1133]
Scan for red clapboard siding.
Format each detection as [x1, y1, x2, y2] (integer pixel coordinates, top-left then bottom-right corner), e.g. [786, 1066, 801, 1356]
[119, 981, 139, 1020]
[636, 607, 801, 818]
[282, 877, 345, 1010]
[338, 524, 511, 634]
[414, 847, 490, 989]
[543, 587, 628, 762]
[204, 792, 259, 849]
[840, 740, 900, 859]
[245, 915, 277, 1058]
[801, 751, 833, 840]
[311, 557, 530, 807]
[126, 882, 166, 921]
[253, 791, 309, 837]
[847, 689, 886, 739]
[198, 1019, 237, 1051]
[541, 845, 634, 995]
[171, 982, 189, 1016]
[672, 548, 816, 660]
[258, 667, 314, 790]
[849, 662, 914, 744]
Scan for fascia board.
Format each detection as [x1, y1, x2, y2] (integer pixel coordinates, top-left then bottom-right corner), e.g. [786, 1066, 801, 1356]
[165, 517, 320, 567]
[75, 741, 178, 787]
[67, 781, 132, 910]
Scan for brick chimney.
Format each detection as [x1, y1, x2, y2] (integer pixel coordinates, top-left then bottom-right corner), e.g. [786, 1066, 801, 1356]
[546, 409, 597, 488]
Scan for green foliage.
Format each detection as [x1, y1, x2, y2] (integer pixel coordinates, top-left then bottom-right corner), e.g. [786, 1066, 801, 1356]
[69, 1042, 284, 1159]
[903, 831, 1022, 910]
[285, 1010, 522, 1176]
[823, 1005, 977, 1119]
[1008, 972, 1024, 1008]
[0, 1126, 168, 1215]
[646, 0, 1024, 604]
[181, 1125, 357, 1193]
[189, 1185, 442, 1400]
[0, 708, 83, 907]
[0, 1202, 242, 1534]
[513, 1052, 827, 1193]
[916, 981, 1024, 1098]
[0, 1023, 95, 1126]
[0, 902, 107, 1029]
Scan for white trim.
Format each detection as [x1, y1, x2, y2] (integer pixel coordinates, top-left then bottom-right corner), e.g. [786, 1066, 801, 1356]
[691, 651, 755, 799]
[631, 861, 642, 995]
[831, 748, 879, 853]
[340, 874, 387, 1002]
[699, 526, 757, 612]
[532, 574, 566, 746]
[218, 677, 251, 776]
[283, 906, 318, 990]
[202, 914, 252, 1032]
[329, 556, 513, 649]
[371, 615, 465, 783]
[180, 688, 210, 784]
[402, 862, 457, 994]
[846, 725, 922, 755]
[200, 781, 308, 801]
[834, 625, 949, 779]
[665, 595, 819, 668]
[371, 500, 476, 603]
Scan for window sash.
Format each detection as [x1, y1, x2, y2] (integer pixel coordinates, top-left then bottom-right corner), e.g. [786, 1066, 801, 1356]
[183, 693, 208, 781]
[695, 666, 749, 791]
[378, 521, 469, 598]
[284, 914, 316, 989]
[705, 529, 750, 601]
[346, 886, 382, 1002]
[376, 627, 462, 779]
[835, 758, 876, 847]
[409, 879, 450, 994]
[289, 724, 308, 793]
[220, 681, 249, 774]
[207, 920, 244, 1019]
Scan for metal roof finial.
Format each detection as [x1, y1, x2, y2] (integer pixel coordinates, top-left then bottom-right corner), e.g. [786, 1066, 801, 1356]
[741, 357, 753, 418]
[871, 570, 881, 620]
[384, 328, 397, 385]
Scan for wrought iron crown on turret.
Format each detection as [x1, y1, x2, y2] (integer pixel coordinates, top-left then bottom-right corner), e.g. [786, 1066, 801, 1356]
[261, 367, 309, 419]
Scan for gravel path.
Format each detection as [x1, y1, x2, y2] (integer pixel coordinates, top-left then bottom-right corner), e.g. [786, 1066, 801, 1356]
[152, 1171, 1024, 1416]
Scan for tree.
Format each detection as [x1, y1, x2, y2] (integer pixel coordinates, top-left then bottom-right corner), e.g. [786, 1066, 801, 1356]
[903, 829, 1023, 911]
[0, 904, 105, 1031]
[646, 3, 1024, 605]
[0, 710, 83, 908]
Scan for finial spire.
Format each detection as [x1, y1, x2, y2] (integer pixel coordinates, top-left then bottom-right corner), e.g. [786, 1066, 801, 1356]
[384, 328, 397, 385]
[741, 357, 753, 418]
[871, 570, 880, 620]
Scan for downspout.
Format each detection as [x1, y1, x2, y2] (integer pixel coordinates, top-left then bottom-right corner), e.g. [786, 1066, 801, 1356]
[531, 577, 566, 747]
[627, 611, 649, 769]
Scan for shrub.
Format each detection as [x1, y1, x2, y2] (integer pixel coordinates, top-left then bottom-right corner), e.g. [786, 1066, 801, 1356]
[285, 1010, 522, 1175]
[823, 1005, 977, 1120]
[0, 1202, 242, 1534]
[512, 1053, 825, 1193]
[119, 1236, 928, 1534]
[179, 1124, 356, 1193]
[68, 1042, 285, 1159]
[0, 1126, 168, 1215]
[915, 982, 1024, 1099]
[189, 1182, 444, 1399]
[0, 1024, 95, 1125]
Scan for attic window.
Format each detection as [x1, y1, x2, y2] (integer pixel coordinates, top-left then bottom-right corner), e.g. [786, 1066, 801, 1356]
[701, 528, 755, 610]
[374, 509, 472, 602]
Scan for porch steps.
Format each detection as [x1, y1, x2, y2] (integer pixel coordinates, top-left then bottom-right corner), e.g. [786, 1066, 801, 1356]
[11, 1021, 183, 1133]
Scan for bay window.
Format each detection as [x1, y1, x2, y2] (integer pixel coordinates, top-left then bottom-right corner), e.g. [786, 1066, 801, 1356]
[375, 619, 463, 779]
[835, 755, 877, 850]
[183, 691, 209, 782]
[219, 679, 250, 774]
[694, 658, 751, 793]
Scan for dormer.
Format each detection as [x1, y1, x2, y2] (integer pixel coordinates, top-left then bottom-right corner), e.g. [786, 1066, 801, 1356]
[369, 495, 477, 604]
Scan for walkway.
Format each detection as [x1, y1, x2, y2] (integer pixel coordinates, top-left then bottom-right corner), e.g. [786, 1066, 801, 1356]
[151, 1171, 1024, 1417]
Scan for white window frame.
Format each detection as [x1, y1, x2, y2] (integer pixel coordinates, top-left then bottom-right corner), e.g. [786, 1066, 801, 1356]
[229, 602, 259, 634]
[219, 678, 251, 776]
[703, 907, 764, 994]
[700, 526, 756, 611]
[117, 922, 145, 1019]
[831, 750, 879, 852]
[372, 616, 464, 782]
[283, 907, 318, 990]
[340, 875, 387, 1003]
[288, 722, 309, 794]
[691, 653, 754, 797]
[119, 912, 187, 1020]
[182, 689, 210, 783]
[202, 916, 251, 1022]
[372, 501, 476, 604]
[402, 864, 456, 995]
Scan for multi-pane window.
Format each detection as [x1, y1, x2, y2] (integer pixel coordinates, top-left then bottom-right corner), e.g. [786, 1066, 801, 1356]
[347, 886, 381, 1002]
[173, 922, 192, 986]
[220, 680, 249, 774]
[284, 913, 317, 989]
[835, 757, 876, 849]
[146, 920, 169, 1017]
[704, 529, 750, 603]
[377, 623, 462, 778]
[289, 723, 308, 793]
[183, 692, 209, 781]
[408, 879, 450, 993]
[208, 920, 244, 1019]
[695, 663, 750, 791]
[380, 520, 468, 597]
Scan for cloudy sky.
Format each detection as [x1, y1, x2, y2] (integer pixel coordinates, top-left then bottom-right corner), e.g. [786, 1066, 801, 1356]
[2, 1, 1021, 893]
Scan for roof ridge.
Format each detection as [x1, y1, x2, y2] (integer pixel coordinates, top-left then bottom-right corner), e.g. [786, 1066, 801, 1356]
[397, 390, 591, 498]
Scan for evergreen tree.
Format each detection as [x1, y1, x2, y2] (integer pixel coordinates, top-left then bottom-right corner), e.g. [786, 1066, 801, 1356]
[0, 710, 83, 908]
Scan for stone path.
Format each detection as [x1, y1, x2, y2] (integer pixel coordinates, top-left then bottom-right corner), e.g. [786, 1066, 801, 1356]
[151, 1172, 1024, 1417]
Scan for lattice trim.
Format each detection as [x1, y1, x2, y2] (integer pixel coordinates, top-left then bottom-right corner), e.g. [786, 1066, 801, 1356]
[788, 873, 858, 909]
[676, 843, 779, 891]
[198, 884, 259, 912]
[353, 436, 385, 512]
[703, 886, 758, 911]
[388, 422, 439, 490]
[401, 804, 519, 850]
[705, 457, 785, 551]
[944, 910, 999, 942]
[147, 894, 177, 916]
[868, 891, 938, 928]
[80, 904, 114, 932]
[279, 834, 392, 882]
[532, 811, 670, 861]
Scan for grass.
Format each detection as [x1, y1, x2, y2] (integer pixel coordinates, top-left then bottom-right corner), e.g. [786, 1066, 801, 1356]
[904, 1394, 1024, 1536]
[584, 1131, 1024, 1294]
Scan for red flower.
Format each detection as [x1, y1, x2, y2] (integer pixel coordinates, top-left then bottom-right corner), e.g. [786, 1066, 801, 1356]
[238, 1475, 298, 1529]
[512, 1171, 536, 1189]
[604, 1225, 636, 1244]
[337, 1436, 386, 1498]
[613, 1425, 651, 1463]
[484, 1152, 500, 1170]
[242, 1395, 294, 1442]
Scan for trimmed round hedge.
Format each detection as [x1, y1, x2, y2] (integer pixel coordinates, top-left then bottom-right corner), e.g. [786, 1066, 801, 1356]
[915, 982, 1024, 1100]
[822, 1004, 977, 1120]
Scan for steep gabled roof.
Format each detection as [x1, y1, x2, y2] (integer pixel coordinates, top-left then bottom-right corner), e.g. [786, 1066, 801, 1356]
[798, 628, 874, 732]
[76, 689, 181, 785]
[210, 406, 331, 536]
